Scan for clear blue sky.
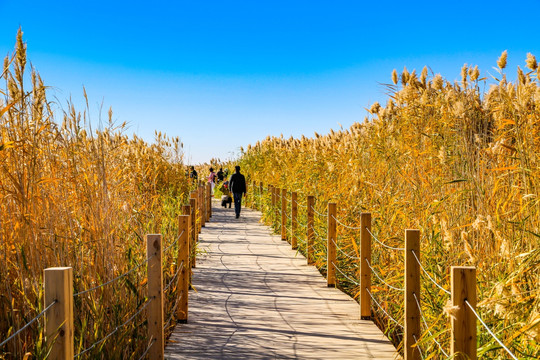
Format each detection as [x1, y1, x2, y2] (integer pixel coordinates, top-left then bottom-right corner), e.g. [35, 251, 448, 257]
[1, 0, 539, 163]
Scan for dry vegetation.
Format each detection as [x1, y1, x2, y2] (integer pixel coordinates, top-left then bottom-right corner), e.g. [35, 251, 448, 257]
[240, 52, 539, 358]
[1, 30, 190, 358]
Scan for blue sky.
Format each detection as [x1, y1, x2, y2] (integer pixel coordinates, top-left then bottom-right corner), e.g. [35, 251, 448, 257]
[1, 0, 539, 163]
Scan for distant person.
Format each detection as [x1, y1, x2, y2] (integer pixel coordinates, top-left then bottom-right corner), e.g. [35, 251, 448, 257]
[208, 167, 217, 194]
[189, 166, 198, 181]
[220, 180, 232, 208]
[217, 168, 224, 182]
[229, 165, 246, 218]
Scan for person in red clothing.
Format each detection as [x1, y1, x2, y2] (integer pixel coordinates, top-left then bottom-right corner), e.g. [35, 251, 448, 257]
[228, 165, 246, 218]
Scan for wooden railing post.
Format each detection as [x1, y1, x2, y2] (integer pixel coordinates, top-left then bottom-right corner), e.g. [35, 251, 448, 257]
[405, 229, 421, 360]
[281, 188, 287, 241]
[206, 183, 211, 220]
[291, 191, 298, 250]
[177, 215, 190, 322]
[327, 202, 337, 287]
[189, 197, 197, 268]
[44, 267, 73, 360]
[307, 195, 315, 265]
[451, 266, 477, 360]
[259, 181, 263, 210]
[252, 181, 256, 209]
[146, 234, 164, 359]
[360, 212, 371, 319]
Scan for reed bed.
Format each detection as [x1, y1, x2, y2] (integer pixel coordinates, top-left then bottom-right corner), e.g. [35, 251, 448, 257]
[1, 30, 189, 359]
[240, 53, 539, 359]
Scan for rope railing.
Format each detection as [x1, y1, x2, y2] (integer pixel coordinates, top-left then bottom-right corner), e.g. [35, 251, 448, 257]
[412, 334, 425, 360]
[310, 225, 326, 241]
[294, 199, 307, 208]
[365, 258, 404, 292]
[0, 300, 57, 349]
[163, 230, 185, 255]
[331, 261, 360, 285]
[75, 297, 153, 358]
[331, 214, 363, 230]
[365, 288, 403, 328]
[138, 337, 156, 360]
[164, 260, 185, 293]
[464, 300, 518, 360]
[331, 238, 360, 260]
[163, 291, 185, 330]
[73, 253, 156, 297]
[365, 227, 404, 251]
[412, 293, 448, 357]
[311, 206, 327, 217]
[411, 250, 450, 295]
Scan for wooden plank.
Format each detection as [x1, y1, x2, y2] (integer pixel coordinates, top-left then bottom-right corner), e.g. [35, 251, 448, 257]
[405, 229, 421, 360]
[327, 202, 337, 287]
[360, 212, 371, 319]
[147, 234, 164, 359]
[44, 267, 73, 360]
[451, 266, 477, 360]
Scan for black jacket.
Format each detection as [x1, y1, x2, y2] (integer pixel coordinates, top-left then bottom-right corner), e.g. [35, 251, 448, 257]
[229, 173, 246, 194]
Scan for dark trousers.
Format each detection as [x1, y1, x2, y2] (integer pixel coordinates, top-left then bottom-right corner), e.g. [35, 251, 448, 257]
[233, 193, 243, 216]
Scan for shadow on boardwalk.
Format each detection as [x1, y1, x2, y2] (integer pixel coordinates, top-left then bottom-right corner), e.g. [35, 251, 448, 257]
[165, 204, 399, 359]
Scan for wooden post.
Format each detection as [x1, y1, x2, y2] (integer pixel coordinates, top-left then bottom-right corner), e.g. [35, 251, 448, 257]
[189, 197, 197, 268]
[44, 267, 73, 360]
[291, 192, 298, 250]
[200, 183, 206, 227]
[451, 266, 477, 360]
[252, 181, 257, 208]
[281, 188, 287, 240]
[405, 229, 421, 360]
[177, 215, 190, 322]
[327, 202, 337, 287]
[307, 195, 315, 265]
[259, 182, 263, 210]
[146, 234, 164, 359]
[360, 212, 371, 319]
[206, 183, 211, 221]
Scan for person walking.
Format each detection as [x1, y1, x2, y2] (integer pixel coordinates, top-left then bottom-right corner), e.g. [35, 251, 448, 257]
[208, 167, 217, 195]
[217, 168, 224, 182]
[229, 165, 246, 218]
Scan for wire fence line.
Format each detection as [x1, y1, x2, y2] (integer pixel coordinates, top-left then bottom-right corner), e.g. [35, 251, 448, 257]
[311, 206, 328, 218]
[365, 259, 404, 292]
[412, 293, 449, 357]
[365, 227, 404, 251]
[365, 288, 403, 328]
[331, 238, 360, 260]
[410, 250, 450, 295]
[331, 214, 364, 230]
[412, 334, 425, 360]
[137, 337, 156, 360]
[0, 300, 57, 349]
[464, 300, 518, 360]
[73, 252, 157, 298]
[164, 260, 185, 293]
[163, 230, 185, 255]
[74, 297, 153, 358]
[332, 261, 360, 285]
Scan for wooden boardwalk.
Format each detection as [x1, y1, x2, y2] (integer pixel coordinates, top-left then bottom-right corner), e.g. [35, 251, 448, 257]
[165, 204, 399, 359]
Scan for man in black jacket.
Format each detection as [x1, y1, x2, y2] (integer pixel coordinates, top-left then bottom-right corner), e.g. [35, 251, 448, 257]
[229, 165, 246, 218]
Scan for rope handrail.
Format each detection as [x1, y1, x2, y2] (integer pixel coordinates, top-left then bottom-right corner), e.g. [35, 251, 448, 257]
[365, 227, 404, 251]
[411, 250, 450, 295]
[74, 297, 153, 358]
[331, 238, 360, 260]
[413, 293, 449, 357]
[163, 290, 185, 330]
[310, 225, 326, 241]
[0, 300, 57, 348]
[331, 261, 360, 285]
[464, 300, 518, 360]
[137, 337, 156, 360]
[73, 253, 157, 297]
[412, 334, 425, 360]
[311, 206, 327, 217]
[294, 199, 307, 208]
[365, 288, 403, 328]
[365, 259, 405, 292]
[331, 214, 363, 230]
[164, 260, 184, 293]
[163, 230, 185, 255]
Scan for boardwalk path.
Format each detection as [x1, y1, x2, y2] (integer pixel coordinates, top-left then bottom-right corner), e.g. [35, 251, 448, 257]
[166, 204, 399, 359]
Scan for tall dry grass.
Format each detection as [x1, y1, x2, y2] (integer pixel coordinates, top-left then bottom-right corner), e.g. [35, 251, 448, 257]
[240, 54, 539, 358]
[1, 30, 189, 359]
